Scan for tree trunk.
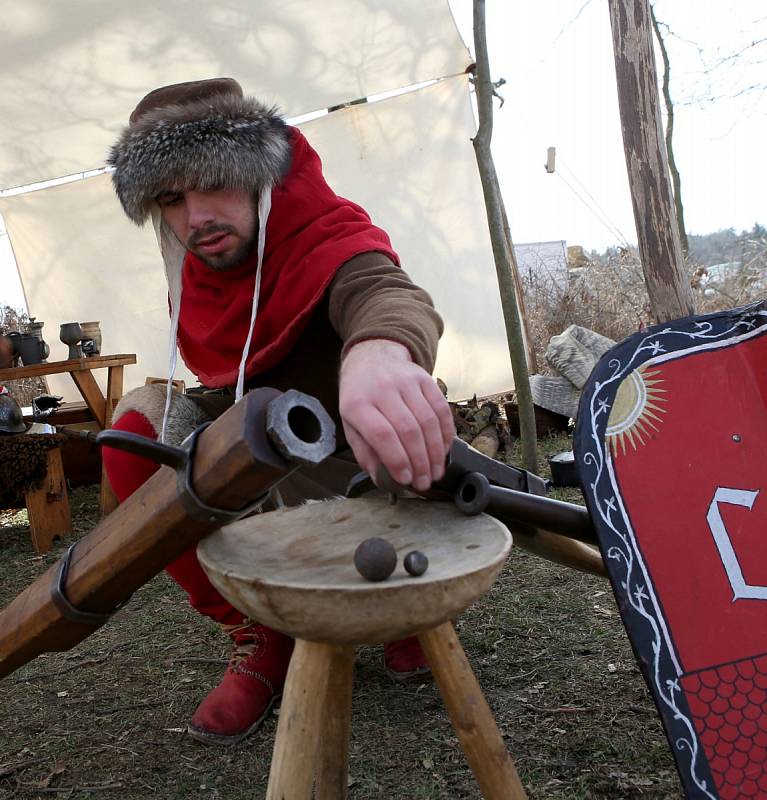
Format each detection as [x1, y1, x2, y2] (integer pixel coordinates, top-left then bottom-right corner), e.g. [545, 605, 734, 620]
[607, 0, 695, 323]
[472, 0, 537, 474]
[650, 5, 689, 258]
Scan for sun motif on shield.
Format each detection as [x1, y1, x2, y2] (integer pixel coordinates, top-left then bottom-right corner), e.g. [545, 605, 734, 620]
[605, 366, 667, 456]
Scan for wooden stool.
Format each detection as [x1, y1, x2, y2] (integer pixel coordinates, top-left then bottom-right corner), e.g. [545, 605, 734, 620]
[197, 497, 528, 800]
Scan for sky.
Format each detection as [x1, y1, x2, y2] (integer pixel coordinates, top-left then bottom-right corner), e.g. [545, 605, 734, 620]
[447, 0, 765, 253]
[1, 0, 764, 311]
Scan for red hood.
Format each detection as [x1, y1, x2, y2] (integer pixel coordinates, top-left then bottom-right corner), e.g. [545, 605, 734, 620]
[176, 127, 398, 387]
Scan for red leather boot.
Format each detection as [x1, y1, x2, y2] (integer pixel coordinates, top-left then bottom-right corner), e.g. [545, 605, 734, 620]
[188, 620, 294, 745]
[384, 636, 431, 682]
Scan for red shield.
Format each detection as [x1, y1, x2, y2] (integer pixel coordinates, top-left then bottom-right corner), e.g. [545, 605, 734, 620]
[576, 302, 767, 799]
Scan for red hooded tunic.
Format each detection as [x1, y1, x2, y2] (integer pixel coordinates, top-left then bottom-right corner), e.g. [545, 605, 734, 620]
[176, 127, 399, 388]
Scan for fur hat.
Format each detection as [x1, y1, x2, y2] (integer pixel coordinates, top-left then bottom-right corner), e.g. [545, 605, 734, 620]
[108, 78, 292, 225]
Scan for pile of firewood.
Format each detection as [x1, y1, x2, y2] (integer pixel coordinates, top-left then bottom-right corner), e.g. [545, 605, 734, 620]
[450, 396, 511, 459]
[439, 370, 573, 459]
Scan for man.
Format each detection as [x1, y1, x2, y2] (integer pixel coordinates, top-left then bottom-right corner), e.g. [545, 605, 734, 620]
[103, 78, 455, 746]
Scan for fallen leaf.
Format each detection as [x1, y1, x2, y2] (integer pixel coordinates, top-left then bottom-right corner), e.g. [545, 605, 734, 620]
[29, 764, 65, 789]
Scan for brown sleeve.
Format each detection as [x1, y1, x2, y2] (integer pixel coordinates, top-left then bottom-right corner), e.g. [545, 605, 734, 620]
[327, 252, 444, 373]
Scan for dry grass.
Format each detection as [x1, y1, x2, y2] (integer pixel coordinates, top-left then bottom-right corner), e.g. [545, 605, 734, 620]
[523, 248, 766, 374]
[0, 435, 684, 799]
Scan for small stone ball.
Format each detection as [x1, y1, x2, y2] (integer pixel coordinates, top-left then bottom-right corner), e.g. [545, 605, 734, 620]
[354, 537, 397, 582]
[404, 550, 429, 577]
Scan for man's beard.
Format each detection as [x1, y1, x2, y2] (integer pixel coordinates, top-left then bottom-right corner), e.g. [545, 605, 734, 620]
[188, 224, 259, 271]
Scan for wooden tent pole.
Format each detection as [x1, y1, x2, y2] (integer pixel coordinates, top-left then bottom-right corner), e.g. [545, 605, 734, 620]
[493, 171, 539, 373]
[472, 0, 538, 473]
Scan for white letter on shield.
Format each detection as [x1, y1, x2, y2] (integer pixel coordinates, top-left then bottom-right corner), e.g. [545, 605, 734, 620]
[706, 487, 764, 601]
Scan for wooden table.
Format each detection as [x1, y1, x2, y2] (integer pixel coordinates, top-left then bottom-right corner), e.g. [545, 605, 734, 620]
[0, 354, 136, 518]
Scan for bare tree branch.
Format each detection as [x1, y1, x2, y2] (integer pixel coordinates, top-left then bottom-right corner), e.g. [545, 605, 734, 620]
[650, 4, 689, 256]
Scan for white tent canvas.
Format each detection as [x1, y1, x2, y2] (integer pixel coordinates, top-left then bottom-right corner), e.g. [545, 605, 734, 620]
[0, 1, 517, 403]
[0, 77, 514, 401]
[0, 0, 470, 189]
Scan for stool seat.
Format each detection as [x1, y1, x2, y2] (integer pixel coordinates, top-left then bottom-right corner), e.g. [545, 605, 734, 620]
[197, 496, 511, 644]
[199, 496, 527, 799]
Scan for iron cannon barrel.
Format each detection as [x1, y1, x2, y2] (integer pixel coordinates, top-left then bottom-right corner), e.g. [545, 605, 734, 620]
[454, 472, 597, 544]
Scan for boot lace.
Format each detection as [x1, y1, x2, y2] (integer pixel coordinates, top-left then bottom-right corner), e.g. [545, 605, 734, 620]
[220, 619, 265, 670]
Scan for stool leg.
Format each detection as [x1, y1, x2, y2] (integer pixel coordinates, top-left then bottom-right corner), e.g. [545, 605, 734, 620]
[266, 639, 335, 800]
[418, 622, 528, 800]
[314, 644, 356, 800]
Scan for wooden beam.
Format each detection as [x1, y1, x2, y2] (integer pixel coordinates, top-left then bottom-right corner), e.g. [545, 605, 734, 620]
[99, 365, 125, 515]
[0, 354, 136, 381]
[24, 447, 72, 554]
[266, 640, 334, 799]
[314, 645, 355, 799]
[472, 0, 538, 473]
[419, 622, 528, 799]
[70, 369, 107, 428]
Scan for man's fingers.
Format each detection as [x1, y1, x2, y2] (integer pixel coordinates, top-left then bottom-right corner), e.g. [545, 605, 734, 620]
[342, 421, 378, 478]
[402, 385, 450, 485]
[338, 341, 456, 492]
[422, 377, 456, 451]
[345, 405, 415, 486]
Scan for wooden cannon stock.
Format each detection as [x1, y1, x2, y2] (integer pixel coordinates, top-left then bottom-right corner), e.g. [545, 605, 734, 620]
[0, 388, 336, 680]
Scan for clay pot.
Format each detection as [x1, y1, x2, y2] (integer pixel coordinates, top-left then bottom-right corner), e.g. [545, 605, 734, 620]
[17, 333, 48, 365]
[25, 319, 49, 362]
[79, 321, 102, 355]
[6, 331, 21, 355]
[27, 318, 44, 340]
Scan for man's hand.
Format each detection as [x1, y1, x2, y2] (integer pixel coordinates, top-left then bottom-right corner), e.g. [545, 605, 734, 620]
[339, 340, 455, 492]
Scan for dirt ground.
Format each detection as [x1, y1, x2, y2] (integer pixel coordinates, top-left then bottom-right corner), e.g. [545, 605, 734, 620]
[0, 434, 684, 799]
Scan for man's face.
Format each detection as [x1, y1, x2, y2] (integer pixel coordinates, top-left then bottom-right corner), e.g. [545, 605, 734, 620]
[157, 187, 258, 271]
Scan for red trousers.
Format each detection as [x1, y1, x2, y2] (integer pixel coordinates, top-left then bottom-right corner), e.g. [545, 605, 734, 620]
[102, 410, 244, 625]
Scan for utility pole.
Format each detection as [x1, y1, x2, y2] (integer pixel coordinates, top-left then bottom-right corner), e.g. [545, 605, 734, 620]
[607, 0, 695, 323]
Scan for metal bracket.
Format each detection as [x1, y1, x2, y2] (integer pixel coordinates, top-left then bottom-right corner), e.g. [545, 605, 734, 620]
[47, 387, 336, 631]
[95, 423, 290, 525]
[50, 423, 293, 625]
[174, 423, 286, 525]
[51, 542, 132, 626]
[344, 437, 548, 500]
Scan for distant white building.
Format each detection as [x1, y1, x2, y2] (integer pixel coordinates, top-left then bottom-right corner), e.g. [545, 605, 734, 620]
[513, 240, 569, 301]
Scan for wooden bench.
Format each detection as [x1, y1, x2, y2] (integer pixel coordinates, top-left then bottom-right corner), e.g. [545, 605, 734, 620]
[23, 446, 73, 554]
[22, 401, 92, 427]
[0, 354, 137, 517]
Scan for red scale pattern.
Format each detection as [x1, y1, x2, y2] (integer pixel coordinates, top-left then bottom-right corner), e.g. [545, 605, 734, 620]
[681, 654, 767, 799]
